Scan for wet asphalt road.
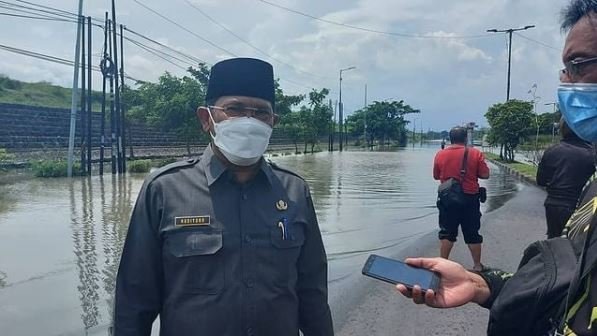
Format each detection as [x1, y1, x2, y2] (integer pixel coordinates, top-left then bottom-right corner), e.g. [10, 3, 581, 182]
[334, 181, 546, 336]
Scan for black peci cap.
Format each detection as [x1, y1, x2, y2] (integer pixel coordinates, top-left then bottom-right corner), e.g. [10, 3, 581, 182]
[206, 58, 275, 109]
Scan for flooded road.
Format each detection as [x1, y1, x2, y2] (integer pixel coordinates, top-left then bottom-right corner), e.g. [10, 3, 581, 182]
[0, 147, 521, 335]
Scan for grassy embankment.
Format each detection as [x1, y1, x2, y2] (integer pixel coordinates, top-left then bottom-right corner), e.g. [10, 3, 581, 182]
[484, 152, 538, 182]
[0, 75, 102, 109]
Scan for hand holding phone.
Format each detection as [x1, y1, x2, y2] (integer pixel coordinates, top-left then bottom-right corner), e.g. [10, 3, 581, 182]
[362, 254, 440, 292]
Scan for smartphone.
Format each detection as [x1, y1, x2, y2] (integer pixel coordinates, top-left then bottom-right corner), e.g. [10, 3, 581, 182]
[361, 254, 440, 292]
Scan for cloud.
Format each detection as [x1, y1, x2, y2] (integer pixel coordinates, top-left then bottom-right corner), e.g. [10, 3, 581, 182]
[0, 0, 569, 129]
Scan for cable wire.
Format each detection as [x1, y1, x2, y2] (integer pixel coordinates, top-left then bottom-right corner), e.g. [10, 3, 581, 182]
[514, 32, 561, 52]
[124, 26, 207, 65]
[132, 0, 238, 57]
[182, 0, 331, 79]
[0, 43, 140, 82]
[256, 0, 491, 40]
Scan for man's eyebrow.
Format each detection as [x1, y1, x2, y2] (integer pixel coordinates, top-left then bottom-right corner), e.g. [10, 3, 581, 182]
[564, 49, 594, 62]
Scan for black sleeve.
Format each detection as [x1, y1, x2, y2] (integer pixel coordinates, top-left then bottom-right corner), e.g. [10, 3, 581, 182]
[297, 186, 334, 336]
[113, 180, 163, 336]
[475, 269, 513, 309]
[536, 147, 555, 187]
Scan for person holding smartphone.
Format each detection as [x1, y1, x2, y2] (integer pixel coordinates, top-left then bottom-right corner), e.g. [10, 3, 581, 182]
[396, 1, 597, 334]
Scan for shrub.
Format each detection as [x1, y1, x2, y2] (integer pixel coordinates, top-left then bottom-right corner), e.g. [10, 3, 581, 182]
[0, 148, 14, 162]
[128, 159, 152, 173]
[32, 160, 82, 177]
[154, 157, 178, 167]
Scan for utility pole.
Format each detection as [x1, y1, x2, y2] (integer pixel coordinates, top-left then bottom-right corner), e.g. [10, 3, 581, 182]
[99, 12, 109, 176]
[419, 120, 423, 147]
[67, 0, 84, 177]
[80, 16, 86, 175]
[119, 24, 127, 172]
[487, 25, 535, 101]
[331, 100, 337, 151]
[86, 16, 92, 175]
[528, 83, 541, 154]
[339, 66, 356, 152]
[328, 99, 333, 152]
[111, 0, 123, 173]
[364, 84, 367, 150]
[412, 118, 418, 148]
[545, 102, 558, 143]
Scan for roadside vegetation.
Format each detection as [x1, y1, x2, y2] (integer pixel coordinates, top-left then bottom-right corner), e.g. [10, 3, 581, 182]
[484, 152, 538, 182]
[31, 160, 82, 177]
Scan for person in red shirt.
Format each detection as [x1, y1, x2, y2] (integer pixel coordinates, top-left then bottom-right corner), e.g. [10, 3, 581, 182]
[433, 127, 490, 271]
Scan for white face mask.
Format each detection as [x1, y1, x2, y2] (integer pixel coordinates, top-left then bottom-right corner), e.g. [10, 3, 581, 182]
[208, 108, 273, 166]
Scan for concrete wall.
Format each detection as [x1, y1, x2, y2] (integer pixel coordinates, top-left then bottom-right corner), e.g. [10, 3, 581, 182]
[0, 103, 295, 153]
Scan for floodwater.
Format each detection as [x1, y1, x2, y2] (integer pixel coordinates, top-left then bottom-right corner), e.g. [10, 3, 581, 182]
[0, 147, 521, 335]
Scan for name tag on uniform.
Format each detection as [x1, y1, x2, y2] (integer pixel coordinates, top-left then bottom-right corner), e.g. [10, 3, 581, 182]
[175, 216, 211, 227]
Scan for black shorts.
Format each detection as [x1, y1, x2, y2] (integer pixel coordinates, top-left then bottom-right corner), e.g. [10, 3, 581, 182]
[437, 193, 483, 244]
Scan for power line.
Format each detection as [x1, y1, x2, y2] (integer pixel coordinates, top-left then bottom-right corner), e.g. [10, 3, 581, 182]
[0, 11, 74, 22]
[182, 0, 331, 80]
[125, 37, 190, 71]
[15, 0, 77, 17]
[1, 0, 330, 94]
[0, 43, 140, 82]
[125, 36, 194, 67]
[256, 0, 491, 40]
[124, 26, 207, 65]
[132, 0, 238, 57]
[514, 32, 561, 52]
[0, 0, 76, 20]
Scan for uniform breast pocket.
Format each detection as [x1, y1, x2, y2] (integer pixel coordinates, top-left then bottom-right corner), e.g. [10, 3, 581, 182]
[269, 222, 305, 286]
[164, 228, 225, 294]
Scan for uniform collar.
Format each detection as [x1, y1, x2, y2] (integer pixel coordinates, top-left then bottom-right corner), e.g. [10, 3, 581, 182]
[202, 144, 274, 187]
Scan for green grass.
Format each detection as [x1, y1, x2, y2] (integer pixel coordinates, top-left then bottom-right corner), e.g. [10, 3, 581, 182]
[509, 163, 538, 178]
[0, 75, 103, 110]
[32, 160, 82, 177]
[0, 148, 14, 162]
[484, 152, 537, 180]
[484, 152, 500, 161]
[128, 159, 152, 173]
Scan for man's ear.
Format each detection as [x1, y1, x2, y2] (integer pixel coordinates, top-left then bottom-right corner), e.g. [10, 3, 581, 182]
[197, 107, 211, 133]
[273, 113, 280, 126]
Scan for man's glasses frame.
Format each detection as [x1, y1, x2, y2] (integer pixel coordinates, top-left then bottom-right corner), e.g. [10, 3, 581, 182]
[561, 56, 597, 78]
[209, 105, 274, 122]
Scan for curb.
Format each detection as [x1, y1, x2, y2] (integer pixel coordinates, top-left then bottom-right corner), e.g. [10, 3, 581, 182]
[486, 158, 537, 185]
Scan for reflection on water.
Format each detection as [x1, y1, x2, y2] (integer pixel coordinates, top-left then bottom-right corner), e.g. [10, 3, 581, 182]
[0, 174, 140, 335]
[0, 147, 521, 335]
[271, 148, 521, 286]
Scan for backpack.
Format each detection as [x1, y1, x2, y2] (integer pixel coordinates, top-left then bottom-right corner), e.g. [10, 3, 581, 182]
[437, 146, 469, 208]
[487, 237, 578, 336]
[487, 182, 597, 336]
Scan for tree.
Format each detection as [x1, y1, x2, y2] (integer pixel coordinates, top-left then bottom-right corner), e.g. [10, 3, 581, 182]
[485, 100, 534, 162]
[276, 81, 305, 153]
[347, 100, 419, 147]
[124, 64, 210, 155]
[275, 80, 304, 118]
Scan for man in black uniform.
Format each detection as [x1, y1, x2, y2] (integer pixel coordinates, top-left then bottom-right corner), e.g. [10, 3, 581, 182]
[113, 58, 333, 336]
[537, 119, 595, 238]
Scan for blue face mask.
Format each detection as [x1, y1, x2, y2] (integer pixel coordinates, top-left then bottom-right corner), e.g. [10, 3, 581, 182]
[558, 83, 597, 142]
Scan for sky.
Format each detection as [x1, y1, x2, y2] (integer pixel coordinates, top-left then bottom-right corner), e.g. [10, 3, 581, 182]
[0, 0, 569, 130]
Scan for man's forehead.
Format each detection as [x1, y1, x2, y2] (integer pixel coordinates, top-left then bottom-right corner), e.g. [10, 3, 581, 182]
[563, 14, 597, 62]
